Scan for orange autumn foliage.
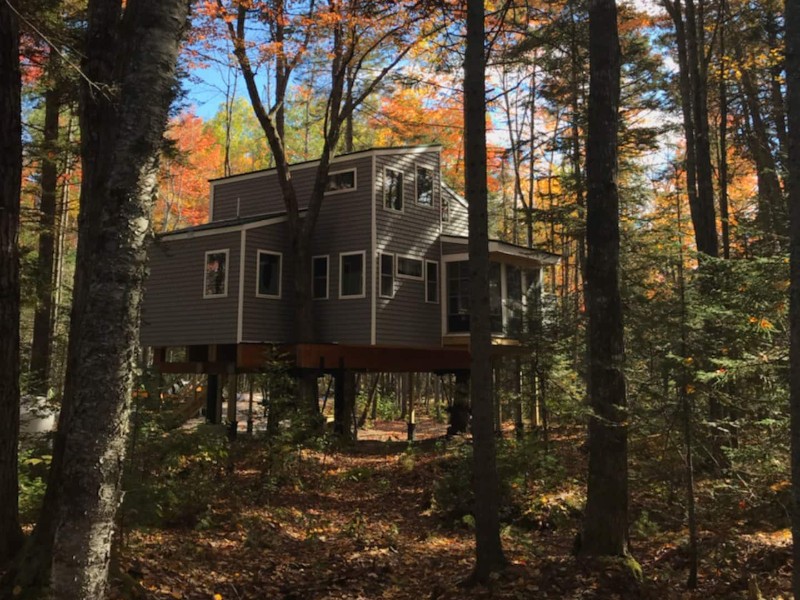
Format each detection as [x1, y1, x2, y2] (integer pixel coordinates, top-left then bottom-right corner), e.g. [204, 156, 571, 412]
[154, 110, 224, 232]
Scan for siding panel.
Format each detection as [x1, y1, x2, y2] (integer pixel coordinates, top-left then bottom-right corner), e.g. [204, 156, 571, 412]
[141, 231, 241, 346]
[241, 223, 294, 343]
[375, 151, 442, 347]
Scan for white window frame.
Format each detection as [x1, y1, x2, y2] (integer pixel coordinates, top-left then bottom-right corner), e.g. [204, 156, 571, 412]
[203, 249, 230, 299]
[383, 167, 404, 212]
[415, 163, 435, 208]
[324, 168, 357, 196]
[255, 250, 282, 299]
[396, 255, 424, 280]
[339, 250, 366, 299]
[425, 260, 439, 304]
[378, 252, 395, 298]
[312, 254, 330, 300]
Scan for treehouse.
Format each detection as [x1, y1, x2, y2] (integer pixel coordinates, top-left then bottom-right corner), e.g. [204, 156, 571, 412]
[140, 145, 559, 429]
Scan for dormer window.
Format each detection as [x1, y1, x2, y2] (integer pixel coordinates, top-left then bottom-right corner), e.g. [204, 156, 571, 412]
[384, 168, 403, 211]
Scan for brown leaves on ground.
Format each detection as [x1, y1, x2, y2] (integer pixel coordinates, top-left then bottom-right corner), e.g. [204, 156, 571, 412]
[112, 421, 793, 600]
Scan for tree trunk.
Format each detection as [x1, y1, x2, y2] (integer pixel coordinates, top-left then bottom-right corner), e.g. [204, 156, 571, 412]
[465, 0, 506, 580]
[0, 0, 23, 566]
[29, 65, 62, 395]
[9, 0, 189, 595]
[784, 0, 800, 593]
[581, 0, 629, 557]
[718, 5, 730, 259]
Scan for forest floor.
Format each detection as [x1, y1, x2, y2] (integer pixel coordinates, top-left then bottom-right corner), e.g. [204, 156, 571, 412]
[112, 416, 793, 600]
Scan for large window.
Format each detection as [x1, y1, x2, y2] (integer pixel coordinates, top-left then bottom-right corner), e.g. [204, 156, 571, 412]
[312, 255, 329, 300]
[446, 260, 512, 335]
[425, 260, 438, 303]
[325, 169, 356, 194]
[379, 253, 395, 298]
[384, 168, 403, 211]
[256, 251, 281, 298]
[397, 256, 423, 279]
[340, 251, 365, 298]
[489, 262, 502, 334]
[416, 165, 434, 206]
[446, 261, 470, 332]
[204, 249, 229, 298]
[506, 265, 523, 335]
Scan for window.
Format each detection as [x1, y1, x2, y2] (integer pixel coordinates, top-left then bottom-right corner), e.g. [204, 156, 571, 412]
[379, 253, 395, 298]
[506, 266, 523, 335]
[441, 195, 450, 222]
[256, 251, 281, 298]
[489, 262, 503, 334]
[447, 261, 470, 332]
[325, 169, 356, 194]
[312, 255, 329, 300]
[384, 168, 403, 211]
[340, 251, 365, 298]
[416, 165, 434, 206]
[425, 260, 438, 303]
[397, 256, 423, 279]
[204, 250, 229, 298]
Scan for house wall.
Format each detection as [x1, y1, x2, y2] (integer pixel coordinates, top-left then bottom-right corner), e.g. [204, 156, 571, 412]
[210, 155, 371, 222]
[442, 187, 469, 237]
[375, 150, 442, 347]
[141, 231, 241, 346]
[310, 154, 373, 345]
[241, 223, 293, 343]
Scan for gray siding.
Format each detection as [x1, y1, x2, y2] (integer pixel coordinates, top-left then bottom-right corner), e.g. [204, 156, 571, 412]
[310, 155, 373, 344]
[375, 151, 442, 347]
[141, 231, 241, 346]
[442, 187, 469, 236]
[241, 223, 293, 343]
[441, 240, 468, 255]
[211, 156, 368, 222]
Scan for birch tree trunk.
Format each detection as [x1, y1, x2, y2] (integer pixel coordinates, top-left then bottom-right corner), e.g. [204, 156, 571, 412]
[5, 0, 189, 596]
[581, 0, 630, 557]
[0, 0, 24, 566]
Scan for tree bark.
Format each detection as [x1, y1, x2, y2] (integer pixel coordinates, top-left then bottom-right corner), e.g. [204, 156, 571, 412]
[465, 0, 506, 581]
[0, 0, 24, 566]
[581, 0, 629, 557]
[784, 0, 800, 594]
[7, 0, 189, 595]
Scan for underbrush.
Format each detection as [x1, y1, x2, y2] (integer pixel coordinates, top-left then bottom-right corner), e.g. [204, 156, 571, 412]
[123, 423, 229, 529]
[431, 435, 584, 532]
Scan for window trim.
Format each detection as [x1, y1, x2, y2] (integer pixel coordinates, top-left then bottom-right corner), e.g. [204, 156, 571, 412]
[396, 255, 424, 281]
[378, 252, 395, 298]
[203, 248, 230, 299]
[324, 168, 357, 196]
[339, 250, 367, 299]
[441, 194, 450, 223]
[425, 260, 439, 304]
[255, 250, 282, 299]
[312, 254, 330, 300]
[415, 163, 435, 208]
[383, 167, 404, 212]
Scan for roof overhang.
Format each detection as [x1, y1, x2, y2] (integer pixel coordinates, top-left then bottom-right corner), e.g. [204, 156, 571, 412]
[441, 234, 561, 267]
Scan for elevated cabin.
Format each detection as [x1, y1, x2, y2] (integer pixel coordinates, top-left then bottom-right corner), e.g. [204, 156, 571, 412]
[141, 145, 559, 377]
